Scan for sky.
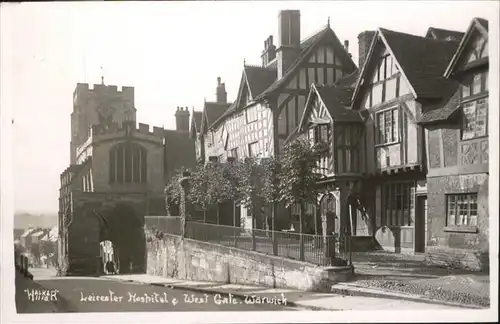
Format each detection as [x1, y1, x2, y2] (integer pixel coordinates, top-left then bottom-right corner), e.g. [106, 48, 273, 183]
[1, 1, 498, 214]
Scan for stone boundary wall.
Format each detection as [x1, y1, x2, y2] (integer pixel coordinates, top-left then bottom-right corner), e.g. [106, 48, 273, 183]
[147, 234, 354, 292]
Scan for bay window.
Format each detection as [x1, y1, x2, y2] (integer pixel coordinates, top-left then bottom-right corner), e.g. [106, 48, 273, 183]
[335, 123, 362, 174]
[307, 123, 330, 145]
[382, 182, 413, 226]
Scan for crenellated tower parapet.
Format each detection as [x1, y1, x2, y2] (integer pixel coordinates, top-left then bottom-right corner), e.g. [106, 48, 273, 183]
[73, 83, 135, 106]
[76, 121, 165, 163]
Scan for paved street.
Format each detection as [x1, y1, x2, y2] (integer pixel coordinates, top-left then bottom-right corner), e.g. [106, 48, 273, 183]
[17, 267, 469, 313]
[18, 270, 295, 312]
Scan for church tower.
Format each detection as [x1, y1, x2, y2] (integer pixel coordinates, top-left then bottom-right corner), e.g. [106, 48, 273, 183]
[70, 79, 136, 164]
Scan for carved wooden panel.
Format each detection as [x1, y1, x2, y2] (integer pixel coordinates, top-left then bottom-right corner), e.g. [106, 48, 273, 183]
[480, 139, 488, 163]
[442, 128, 458, 167]
[427, 129, 441, 168]
[461, 142, 479, 165]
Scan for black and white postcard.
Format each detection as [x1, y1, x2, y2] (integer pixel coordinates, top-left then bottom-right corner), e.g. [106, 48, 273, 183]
[1, 1, 498, 323]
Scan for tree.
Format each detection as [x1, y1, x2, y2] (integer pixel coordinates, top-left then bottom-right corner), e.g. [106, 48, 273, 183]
[260, 155, 282, 254]
[260, 156, 282, 227]
[189, 161, 233, 224]
[222, 159, 246, 227]
[206, 160, 234, 224]
[278, 137, 324, 261]
[237, 157, 265, 228]
[164, 168, 185, 216]
[188, 162, 212, 222]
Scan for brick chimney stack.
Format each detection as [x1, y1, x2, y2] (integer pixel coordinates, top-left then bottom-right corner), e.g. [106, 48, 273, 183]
[175, 106, 190, 133]
[344, 40, 353, 58]
[216, 77, 227, 103]
[261, 35, 277, 67]
[276, 10, 301, 79]
[358, 31, 376, 70]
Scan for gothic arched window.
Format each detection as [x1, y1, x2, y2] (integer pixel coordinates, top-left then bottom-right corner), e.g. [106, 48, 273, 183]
[109, 143, 147, 184]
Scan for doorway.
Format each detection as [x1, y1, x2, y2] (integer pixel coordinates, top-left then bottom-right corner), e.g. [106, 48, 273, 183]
[319, 194, 337, 235]
[415, 195, 427, 253]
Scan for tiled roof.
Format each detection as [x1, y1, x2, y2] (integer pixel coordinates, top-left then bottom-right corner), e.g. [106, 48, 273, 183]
[204, 102, 231, 128]
[316, 85, 362, 123]
[193, 111, 202, 132]
[418, 81, 461, 124]
[244, 65, 277, 99]
[334, 69, 359, 88]
[190, 111, 203, 138]
[380, 28, 461, 99]
[425, 27, 465, 41]
[256, 26, 357, 100]
[211, 65, 276, 128]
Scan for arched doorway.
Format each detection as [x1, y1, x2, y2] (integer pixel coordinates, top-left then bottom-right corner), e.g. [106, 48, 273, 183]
[98, 203, 145, 274]
[319, 193, 337, 236]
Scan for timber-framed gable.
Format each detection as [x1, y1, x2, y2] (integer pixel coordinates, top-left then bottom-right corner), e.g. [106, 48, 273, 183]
[416, 18, 489, 269]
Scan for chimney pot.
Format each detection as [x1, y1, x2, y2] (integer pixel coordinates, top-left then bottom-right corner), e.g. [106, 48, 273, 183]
[216, 77, 227, 103]
[344, 40, 349, 51]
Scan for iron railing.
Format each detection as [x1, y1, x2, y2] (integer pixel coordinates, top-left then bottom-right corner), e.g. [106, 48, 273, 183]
[143, 217, 352, 266]
[185, 221, 352, 266]
[144, 216, 182, 236]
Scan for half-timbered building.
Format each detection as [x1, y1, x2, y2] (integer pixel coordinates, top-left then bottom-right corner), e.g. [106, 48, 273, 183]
[197, 78, 232, 163]
[418, 18, 489, 270]
[201, 10, 358, 229]
[346, 27, 465, 254]
[295, 78, 367, 239]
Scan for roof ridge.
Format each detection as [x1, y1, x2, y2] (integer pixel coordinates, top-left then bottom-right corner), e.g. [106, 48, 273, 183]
[379, 27, 425, 39]
[381, 27, 461, 45]
[428, 26, 463, 33]
[205, 101, 232, 105]
[300, 24, 329, 45]
[244, 64, 276, 70]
